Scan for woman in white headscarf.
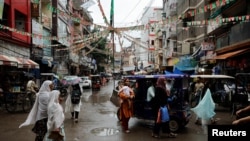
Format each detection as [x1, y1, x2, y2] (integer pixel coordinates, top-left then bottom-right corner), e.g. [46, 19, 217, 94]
[65, 84, 82, 123]
[19, 80, 54, 141]
[44, 90, 65, 141]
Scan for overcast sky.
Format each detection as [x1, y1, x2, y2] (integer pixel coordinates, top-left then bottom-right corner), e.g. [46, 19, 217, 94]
[88, 0, 162, 27]
[86, 0, 162, 51]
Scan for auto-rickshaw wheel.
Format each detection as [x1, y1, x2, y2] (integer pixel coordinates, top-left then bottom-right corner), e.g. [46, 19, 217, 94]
[117, 108, 121, 121]
[169, 118, 180, 132]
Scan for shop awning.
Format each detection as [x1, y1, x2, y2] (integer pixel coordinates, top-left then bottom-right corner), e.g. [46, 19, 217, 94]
[0, 55, 18, 67]
[0, 55, 39, 69]
[213, 48, 250, 60]
[17, 58, 40, 69]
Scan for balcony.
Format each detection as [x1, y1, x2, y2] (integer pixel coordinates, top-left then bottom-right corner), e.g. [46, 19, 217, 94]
[208, 0, 245, 36]
[216, 36, 229, 50]
[157, 45, 163, 54]
[230, 22, 250, 45]
[165, 26, 176, 39]
[216, 22, 250, 50]
[177, 26, 195, 42]
[166, 0, 177, 17]
[195, 26, 206, 37]
[177, 0, 197, 17]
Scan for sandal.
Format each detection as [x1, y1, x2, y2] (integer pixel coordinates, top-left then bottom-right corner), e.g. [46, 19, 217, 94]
[151, 133, 159, 138]
[167, 133, 177, 138]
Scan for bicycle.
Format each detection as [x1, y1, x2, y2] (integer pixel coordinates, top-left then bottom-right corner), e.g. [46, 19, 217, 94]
[3, 91, 33, 113]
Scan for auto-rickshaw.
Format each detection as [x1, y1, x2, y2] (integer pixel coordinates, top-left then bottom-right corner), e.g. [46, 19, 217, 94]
[90, 75, 102, 90]
[110, 74, 192, 132]
[231, 73, 250, 114]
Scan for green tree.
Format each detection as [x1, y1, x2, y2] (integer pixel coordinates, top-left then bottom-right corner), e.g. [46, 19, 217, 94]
[88, 37, 109, 73]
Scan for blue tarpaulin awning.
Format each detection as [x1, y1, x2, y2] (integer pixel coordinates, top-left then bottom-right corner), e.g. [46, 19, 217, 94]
[174, 56, 198, 71]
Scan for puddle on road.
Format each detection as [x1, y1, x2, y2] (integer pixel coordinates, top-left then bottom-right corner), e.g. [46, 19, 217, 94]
[99, 108, 116, 117]
[91, 127, 119, 136]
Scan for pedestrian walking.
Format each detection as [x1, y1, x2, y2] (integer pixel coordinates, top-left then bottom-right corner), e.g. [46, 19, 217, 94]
[19, 80, 54, 141]
[65, 84, 82, 123]
[26, 76, 39, 95]
[44, 90, 66, 141]
[118, 78, 135, 133]
[191, 88, 216, 133]
[151, 77, 177, 138]
[193, 77, 204, 124]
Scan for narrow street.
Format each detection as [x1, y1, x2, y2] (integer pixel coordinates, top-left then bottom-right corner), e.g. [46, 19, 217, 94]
[0, 79, 235, 141]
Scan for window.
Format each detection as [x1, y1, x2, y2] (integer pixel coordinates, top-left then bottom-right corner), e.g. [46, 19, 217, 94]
[151, 40, 154, 46]
[58, 19, 70, 46]
[0, 4, 10, 33]
[151, 27, 154, 32]
[15, 10, 26, 32]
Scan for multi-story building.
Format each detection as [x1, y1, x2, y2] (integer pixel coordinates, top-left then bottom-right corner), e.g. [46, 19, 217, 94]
[0, 0, 40, 75]
[71, 0, 93, 76]
[162, 0, 178, 72]
[207, 0, 250, 75]
[141, 6, 162, 71]
[175, 0, 205, 74]
[31, 0, 56, 75]
[0, 0, 93, 79]
[39, 0, 93, 76]
[162, 0, 250, 75]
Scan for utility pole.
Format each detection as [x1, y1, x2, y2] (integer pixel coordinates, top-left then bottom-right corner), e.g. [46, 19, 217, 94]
[112, 29, 115, 89]
[110, 0, 115, 89]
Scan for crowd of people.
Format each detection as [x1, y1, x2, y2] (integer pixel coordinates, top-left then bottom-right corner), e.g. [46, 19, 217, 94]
[19, 77, 83, 141]
[190, 76, 250, 127]
[116, 77, 177, 138]
[16, 74, 250, 140]
[117, 75, 250, 137]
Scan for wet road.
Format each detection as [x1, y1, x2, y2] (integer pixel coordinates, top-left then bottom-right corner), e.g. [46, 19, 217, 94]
[0, 79, 236, 141]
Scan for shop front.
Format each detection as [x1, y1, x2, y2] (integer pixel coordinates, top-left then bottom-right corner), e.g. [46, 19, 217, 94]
[214, 48, 250, 76]
[0, 54, 40, 94]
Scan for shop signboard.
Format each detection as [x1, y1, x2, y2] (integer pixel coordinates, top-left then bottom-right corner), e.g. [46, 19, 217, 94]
[58, 19, 70, 47]
[32, 19, 43, 46]
[201, 42, 215, 51]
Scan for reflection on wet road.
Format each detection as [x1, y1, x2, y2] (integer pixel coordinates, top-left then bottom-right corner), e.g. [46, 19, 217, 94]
[91, 127, 120, 136]
[0, 79, 236, 141]
[81, 83, 113, 104]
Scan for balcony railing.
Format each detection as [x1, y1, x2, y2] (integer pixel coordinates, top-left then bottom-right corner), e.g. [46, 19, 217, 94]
[177, 0, 197, 16]
[216, 22, 250, 50]
[207, 15, 223, 34]
[177, 26, 195, 41]
[195, 26, 206, 37]
[230, 22, 250, 45]
[166, 1, 177, 17]
[166, 24, 177, 39]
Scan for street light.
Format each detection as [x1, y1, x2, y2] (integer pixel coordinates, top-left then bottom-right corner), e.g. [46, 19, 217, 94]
[201, 68, 205, 73]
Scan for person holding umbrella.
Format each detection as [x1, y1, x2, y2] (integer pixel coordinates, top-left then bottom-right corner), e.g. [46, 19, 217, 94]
[63, 76, 82, 123]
